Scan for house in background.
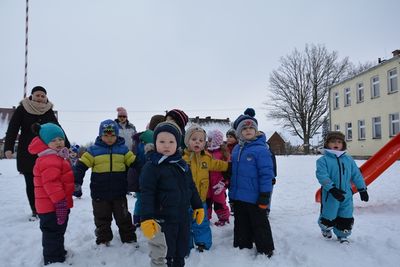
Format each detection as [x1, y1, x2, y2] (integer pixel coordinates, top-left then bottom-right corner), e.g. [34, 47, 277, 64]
[329, 49, 400, 157]
[267, 131, 286, 155]
[188, 116, 231, 139]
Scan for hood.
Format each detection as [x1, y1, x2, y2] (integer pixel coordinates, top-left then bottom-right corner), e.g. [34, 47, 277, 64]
[28, 136, 48, 155]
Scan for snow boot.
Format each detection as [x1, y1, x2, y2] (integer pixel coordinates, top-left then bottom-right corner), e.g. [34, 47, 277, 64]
[196, 244, 206, 252]
[338, 237, 349, 244]
[322, 229, 332, 239]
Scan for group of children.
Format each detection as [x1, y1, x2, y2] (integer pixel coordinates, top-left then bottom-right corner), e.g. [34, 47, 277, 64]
[27, 107, 369, 266]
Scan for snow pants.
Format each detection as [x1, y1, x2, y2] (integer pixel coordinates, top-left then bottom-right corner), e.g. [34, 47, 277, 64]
[162, 218, 190, 267]
[318, 189, 354, 238]
[206, 190, 230, 222]
[39, 211, 69, 265]
[189, 203, 212, 251]
[233, 200, 274, 254]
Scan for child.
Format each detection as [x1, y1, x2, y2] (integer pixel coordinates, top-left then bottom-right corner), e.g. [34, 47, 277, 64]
[74, 119, 138, 245]
[69, 144, 83, 198]
[28, 123, 74, 265]
[225, 128, 238, 154]
[183, 124, 229, 252]
[165, 109, 189, 149]
[206, 129, 230, 226]
[140, 121, 204, 267]
[316, 131, 369, 243]
[229, 109, 275, 257]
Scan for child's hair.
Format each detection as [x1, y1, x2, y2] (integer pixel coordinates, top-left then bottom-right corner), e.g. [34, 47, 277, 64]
[98, 119, 119, 136]
[184, 124, 206, 148]
[324, 131, 347, 150]
[31, 123, 65, 145]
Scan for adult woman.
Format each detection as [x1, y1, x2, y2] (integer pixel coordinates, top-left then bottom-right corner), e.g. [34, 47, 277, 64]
[4, 86, 69, 220]
[115, 107, 136, 151]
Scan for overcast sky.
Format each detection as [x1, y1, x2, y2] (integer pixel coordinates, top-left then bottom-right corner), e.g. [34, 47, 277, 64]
[1, 0, 399, 145]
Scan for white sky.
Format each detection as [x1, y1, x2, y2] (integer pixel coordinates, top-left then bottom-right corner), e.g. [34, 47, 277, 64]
[1, 0, 399, 145]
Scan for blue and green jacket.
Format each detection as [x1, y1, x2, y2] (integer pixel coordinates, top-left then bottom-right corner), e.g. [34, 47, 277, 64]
[74, 136, 136, 200]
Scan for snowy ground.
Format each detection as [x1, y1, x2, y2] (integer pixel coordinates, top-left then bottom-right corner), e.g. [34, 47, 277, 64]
[1, 156, 399, 267]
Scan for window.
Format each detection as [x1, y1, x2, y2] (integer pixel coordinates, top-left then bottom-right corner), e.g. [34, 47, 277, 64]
[344, 88, 351, 106]
[356, 83, 364, 102]
[358, 120, 366, 140]
[389, 113, 399, 136]
[388, 68, 398, 93]
[371, 76, 380, 98]
[345, 122, 352, 141]
[334, 124, 340, 131]
[372, 117, 381, 139]
[333, 92, 339, 109]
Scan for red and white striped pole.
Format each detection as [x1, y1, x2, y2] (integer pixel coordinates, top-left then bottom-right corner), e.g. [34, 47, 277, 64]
[23, 0, 29, 98]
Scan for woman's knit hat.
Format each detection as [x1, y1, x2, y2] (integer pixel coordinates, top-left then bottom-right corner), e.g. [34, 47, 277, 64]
[233, 108, 258, 140]
[184, 124, 206, 147]
[165, 109, 189, 132]
[324, 131, 347, 150]
[99, 119, 119, 136]
[207, 129, 224, 150]
[32, 122, 65, 145]
[153, 121, 182, 145]
[31, 86, 47, 95]
[117, 107, 128, 117]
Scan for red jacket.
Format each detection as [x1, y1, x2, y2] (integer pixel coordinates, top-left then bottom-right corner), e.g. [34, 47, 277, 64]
[28, 137, 74, 214]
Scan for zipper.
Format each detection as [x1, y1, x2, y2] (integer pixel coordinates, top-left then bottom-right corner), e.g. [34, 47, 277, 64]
[336, 157, 342, 190]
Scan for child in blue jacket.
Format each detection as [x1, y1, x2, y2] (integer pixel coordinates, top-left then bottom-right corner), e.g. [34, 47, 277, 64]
[316, 131, 369, 243]
[229, 108, 275, 257]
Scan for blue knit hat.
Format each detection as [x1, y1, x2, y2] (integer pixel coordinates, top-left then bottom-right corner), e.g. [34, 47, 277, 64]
[99, 119, 119, 136]
[233, 108, 258, 140]
[153, 121, 182, 145]
[38, 123, 65, 145]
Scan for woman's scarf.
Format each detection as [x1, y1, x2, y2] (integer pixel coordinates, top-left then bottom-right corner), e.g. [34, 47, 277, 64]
[21, 97, 53, 115]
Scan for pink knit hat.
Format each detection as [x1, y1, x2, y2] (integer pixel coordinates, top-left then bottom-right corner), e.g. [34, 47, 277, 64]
[117, 107, 128, 117]
[207, 129, 224, 150]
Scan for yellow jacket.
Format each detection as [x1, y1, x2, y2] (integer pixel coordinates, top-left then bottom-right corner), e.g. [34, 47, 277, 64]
[183, 149, 228, 202]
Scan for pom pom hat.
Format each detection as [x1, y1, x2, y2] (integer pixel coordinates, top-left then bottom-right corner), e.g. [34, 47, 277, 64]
[99, 119, 119, 136]
[233, 108, 258, 141]
[33, 123, 65, 145]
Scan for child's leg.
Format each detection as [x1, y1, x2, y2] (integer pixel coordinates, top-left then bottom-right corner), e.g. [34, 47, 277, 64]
[113, 196, 136, 243]
[213, 190, 230, 223]
[334, 197, 354, 239]
[191, 203, 212, 250]
[318, 190, 340, 231]
[233, 201, 253, 249]
[206, 197, 213, 220]
[133, 193, 141, 227]
[39, 212, 68, 264]
[92, 199, 113, 244]
[164, 220, 189, 267]
[148, 231, 167, 267]
[247, 203, 274, 255]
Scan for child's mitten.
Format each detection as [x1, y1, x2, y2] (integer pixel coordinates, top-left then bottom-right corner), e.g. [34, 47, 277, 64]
[73, 184, 82, 198]
[141, 219, 160, 240]
[329, 187, 346, 202]
[358, 188, 369, 202]
[193, 208, 205, 225]
[55, 199, 68, 225]
[213, 181, 225, 195]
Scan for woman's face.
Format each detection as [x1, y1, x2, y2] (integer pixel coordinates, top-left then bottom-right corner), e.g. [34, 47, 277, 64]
[31, 91, 47, 103]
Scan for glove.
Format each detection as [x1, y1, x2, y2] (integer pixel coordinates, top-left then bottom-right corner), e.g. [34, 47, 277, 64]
[256, 192, 271, 210]
[193, 208, 205, 225]
[55, 199, 68, 225]
[358, 188, 369, 202]
[272, 178, 276, 185]
[329, 187, 346, 202]
[141, 219, 160, 240]
[258, 204, 268, 210]
[213, 181, 225, 195]
[73, 184, 82, 198]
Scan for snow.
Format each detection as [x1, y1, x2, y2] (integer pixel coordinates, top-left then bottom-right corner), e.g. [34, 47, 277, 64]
[1, 156, 399, 267]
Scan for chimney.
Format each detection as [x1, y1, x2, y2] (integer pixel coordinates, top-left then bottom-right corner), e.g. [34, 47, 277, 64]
[392, 49, 400, 57]
[378, 57, 382, 63]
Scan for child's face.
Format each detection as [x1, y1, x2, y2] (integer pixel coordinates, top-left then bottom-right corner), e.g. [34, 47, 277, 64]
[156, 132, 177, 156]
[241, 127, 256, 140]
[188, 131, 206, 153]
[48, 137, 65, 150]
[101, 134, 117, 146]
[226, 135, 237, 145]
[327, 139, 344, 151]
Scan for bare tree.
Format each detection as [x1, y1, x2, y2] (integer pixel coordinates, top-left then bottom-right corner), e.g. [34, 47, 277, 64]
[345, 61, 376, 78]
[266, 44, 349, 154]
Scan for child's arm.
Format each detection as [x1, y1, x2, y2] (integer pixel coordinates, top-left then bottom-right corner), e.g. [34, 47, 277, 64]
[256, 148, 274, 195]
[188, 169, 203, 210]
[315, 157, 335, 191]
[209, 157, 229, 172]
[139, 163, 159, 221]
[73, 151, 92, 186]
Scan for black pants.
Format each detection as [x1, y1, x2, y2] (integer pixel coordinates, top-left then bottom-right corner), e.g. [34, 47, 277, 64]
[23, 172, 36, 213]
[39, 211, 69, 264]
[162, 218, 190, 267]
[92, 197, 135, 244]
[233, 200, 274, 254]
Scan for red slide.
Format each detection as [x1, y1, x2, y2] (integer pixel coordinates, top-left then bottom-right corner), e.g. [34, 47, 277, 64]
[315, 132, 400, 203]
